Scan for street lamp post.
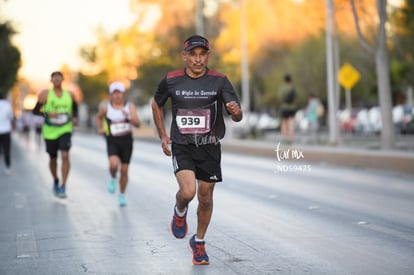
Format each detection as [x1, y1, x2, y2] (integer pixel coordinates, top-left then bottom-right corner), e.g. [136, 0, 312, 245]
[240, 0, 250, 114]
[326, 0, 339, 145]
[195, 0, 204, 35]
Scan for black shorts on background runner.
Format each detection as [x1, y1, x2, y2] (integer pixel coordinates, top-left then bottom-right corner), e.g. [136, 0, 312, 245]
[106, 137, 133, 164]
[172, 143, 222, 182]
[45, 133, 72, 158]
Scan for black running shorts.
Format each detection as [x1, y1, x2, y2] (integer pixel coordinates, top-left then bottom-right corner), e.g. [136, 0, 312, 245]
[171, 143, 222, 182]
[45, 133, 72, 159]
[281, 109, 296, 119]
[106, 138, 133, 164]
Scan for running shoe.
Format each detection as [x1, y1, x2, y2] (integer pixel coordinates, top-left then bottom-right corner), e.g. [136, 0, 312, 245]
[58, 186, 67, 198]
[170, 206, 188, 239]
[53, 179, 59, 196]
[118, 194, 127, 207]
[53, 185, 59, 196]
[189, 234, 209, 265]
[108, 178, 116, 194]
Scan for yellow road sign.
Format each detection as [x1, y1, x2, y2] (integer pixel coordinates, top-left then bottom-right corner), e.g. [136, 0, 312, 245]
[338, 63, 360, 89]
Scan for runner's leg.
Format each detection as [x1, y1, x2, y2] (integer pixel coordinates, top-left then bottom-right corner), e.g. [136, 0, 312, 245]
[175, 170, 197, 212]
[1, 134, 11, 168]
[109, 155, 119, 179]
[49, 158, 58, 181]
[119, 163, 129, 194]
[196, 180, 215, 239]
[61, 150, 70, 186]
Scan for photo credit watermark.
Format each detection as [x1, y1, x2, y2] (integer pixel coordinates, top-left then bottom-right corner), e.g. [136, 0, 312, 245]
[274, 142, 312, 173]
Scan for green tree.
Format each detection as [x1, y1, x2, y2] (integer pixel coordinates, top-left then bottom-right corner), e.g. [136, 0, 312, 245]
[0, 21, 21, 96]
[77, 0, 387, 121]
[77, 71, 109, 112]
[134, 60, 175, 104]
[389, 0, 414, 97]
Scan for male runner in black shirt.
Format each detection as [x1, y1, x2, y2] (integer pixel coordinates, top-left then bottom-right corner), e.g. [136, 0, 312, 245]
[152, 34, 243, 265]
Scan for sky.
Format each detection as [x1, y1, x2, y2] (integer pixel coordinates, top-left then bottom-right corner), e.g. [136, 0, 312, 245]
[1, 0, 136, 87]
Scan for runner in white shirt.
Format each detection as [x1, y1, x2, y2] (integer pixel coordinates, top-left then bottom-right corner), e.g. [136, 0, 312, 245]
[0, 93, 14, 175]
[96, 82, 141, 207]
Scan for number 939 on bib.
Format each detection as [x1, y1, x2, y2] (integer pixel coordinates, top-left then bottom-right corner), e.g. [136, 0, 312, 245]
[176, 108, 211, 134]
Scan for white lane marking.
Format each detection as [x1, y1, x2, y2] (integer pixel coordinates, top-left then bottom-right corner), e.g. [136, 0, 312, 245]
[16, 230, 39, 258]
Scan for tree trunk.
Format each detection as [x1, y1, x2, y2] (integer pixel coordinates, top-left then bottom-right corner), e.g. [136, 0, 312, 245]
[350, 0, 395, 149]
[376, 0, 395, 149]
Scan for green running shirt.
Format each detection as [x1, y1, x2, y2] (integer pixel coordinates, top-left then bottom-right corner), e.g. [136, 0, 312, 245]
[42, 89, 73, 139]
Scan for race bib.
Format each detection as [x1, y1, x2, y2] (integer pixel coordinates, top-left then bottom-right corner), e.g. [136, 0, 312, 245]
[110, 121, 132, 136]
[48, 113, 70, 126]
[176, 109, 210, 134]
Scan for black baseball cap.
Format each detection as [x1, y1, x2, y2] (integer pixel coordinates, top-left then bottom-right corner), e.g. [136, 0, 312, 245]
[183, 35, 210, 51]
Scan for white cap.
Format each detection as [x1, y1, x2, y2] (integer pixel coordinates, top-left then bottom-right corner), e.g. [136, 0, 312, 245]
[109, 81, 126, 93]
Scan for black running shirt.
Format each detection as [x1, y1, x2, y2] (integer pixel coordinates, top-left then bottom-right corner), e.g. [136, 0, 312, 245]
[154, 68, 241, 145]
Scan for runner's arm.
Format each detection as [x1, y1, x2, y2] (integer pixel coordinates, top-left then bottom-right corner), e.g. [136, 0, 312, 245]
[32, 102, 44, 116]
[70, 92, 78, 126]
[226, 101, 243, 122]
[95, 104, 107, 135]
[128, 103, 141, 128]
[221, 77, 243, 122]
[151, 99, 172, 156]
[32, 89, 48, 116]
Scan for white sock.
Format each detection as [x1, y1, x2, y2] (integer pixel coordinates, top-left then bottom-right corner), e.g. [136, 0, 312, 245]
[195, 236, 204, 242]
[175, 206, 187, 217]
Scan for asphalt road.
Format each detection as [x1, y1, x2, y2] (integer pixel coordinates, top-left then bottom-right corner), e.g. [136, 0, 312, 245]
[1, 132, 413, 275]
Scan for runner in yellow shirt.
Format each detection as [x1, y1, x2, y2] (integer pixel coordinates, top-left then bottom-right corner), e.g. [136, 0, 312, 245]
[32, 71, 78, 198]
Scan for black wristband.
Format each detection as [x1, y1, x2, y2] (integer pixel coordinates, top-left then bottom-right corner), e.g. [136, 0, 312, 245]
[32, 102, 44, 116]
[72, 101, 79, 119]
